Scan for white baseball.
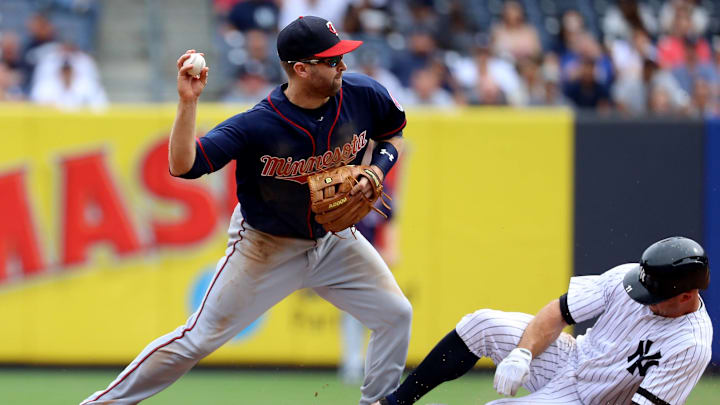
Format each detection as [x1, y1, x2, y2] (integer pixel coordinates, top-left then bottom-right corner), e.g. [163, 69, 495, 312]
[183, 53, 205, 76]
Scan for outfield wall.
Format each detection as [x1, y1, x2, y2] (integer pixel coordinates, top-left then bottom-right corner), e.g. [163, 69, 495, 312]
[0, 106, 716, 367]
[0, 106, 572, 367]
[572, 116, 707, 335]
[704, 119, 720, 363]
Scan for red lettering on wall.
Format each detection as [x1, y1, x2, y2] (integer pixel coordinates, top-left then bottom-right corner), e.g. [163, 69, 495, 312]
[0, 171, 45, 281]
[62, 153, 141, 266]
[142, 139, 218, 245]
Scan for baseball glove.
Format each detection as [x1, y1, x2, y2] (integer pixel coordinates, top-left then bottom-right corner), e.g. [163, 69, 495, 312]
[308, 165, 389, 233]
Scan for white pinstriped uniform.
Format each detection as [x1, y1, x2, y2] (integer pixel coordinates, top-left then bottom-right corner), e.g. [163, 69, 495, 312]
[456, 264, 713, 405]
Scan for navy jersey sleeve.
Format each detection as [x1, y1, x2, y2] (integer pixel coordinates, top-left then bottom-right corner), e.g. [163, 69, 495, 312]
[363, 76, 406, 140]
[177, 114, 248, 179]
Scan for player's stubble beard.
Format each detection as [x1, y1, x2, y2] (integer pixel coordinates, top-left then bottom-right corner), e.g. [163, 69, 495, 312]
[309, 68, 342, 99]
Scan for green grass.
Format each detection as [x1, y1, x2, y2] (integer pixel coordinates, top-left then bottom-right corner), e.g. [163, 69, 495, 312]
[1, 368, 718, 404]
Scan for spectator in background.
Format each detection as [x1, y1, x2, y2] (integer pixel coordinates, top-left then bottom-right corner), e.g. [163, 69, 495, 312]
[609, 27, 656, 82]
[559, 31, 614, 93]
[222, 60, 275, 104]
[539, 55, 568, 107]
[227, 0, 279, 32]
[21, 13, 57, 93]
[602, 0, 658, 42]
[613, 57, 689, 115]
[213, 0, 245, 18]
[242, 29, 283, 83]
[516, 55, 567, 107]
[0, 62, 24, 101]
[657, 5, 711, 69]
[29, 39, 106, 110]
[404, 66, 454, 107]
[343, 0, 392, 36]
[220, 27, 280, 102]
[47, 0, 101, 52]
[671, 36, 717, 94]
[648, 84, 678, 115]
[660, 0, 708, 38]
[551, 9, 586, 57]
[490, 0, 541, 62]
[390, 27, 439, 88]
[397, 0, 439, 35]
[452, 39, 523, 106]
[689, 77, 720, 117]
[351, 47, 406, 105]
[217, 2, 279, 88]
[563, 57, 612, 111]
[278, 0, 352, 32]
[434, 0, 480, 54]
[0, 32, 27, 86]
[342, 1, 395, 68]
[31, 39, 101, 88]
[516, 56, 543, 105]
[30, 58, 107, 110]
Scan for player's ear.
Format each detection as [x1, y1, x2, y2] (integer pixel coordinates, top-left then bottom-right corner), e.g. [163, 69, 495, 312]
[293, 62, 311, 78]
[679, 290, 697, 303]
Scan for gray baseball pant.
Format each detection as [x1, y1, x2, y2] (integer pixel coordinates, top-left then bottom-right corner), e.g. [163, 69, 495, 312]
[81, 205, 412, 405]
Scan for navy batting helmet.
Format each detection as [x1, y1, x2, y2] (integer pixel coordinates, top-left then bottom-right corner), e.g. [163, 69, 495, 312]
[623, 236, 709, 305]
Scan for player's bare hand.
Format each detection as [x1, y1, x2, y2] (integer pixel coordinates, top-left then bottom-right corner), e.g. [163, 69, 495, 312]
[176, 50, 209, 101]
[351, 166, 384, 199]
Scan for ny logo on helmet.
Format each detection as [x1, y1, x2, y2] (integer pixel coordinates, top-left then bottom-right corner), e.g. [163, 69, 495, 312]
[326, 21, 338, 36]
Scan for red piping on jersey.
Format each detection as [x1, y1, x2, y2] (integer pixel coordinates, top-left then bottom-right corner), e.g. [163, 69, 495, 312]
[85, 222, 246, 403]
[267, 94, 316, 238]
[377, 119, 407, 139]
[267, 94, 317, 154]
[196, 137, 214, 171]
[326, 88, 343, 151]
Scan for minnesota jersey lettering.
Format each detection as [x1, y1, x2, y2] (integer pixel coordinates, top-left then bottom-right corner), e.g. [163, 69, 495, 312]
[260, 131, 368, 183]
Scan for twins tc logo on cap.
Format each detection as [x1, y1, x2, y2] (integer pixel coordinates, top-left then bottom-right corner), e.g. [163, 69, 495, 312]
[326, 21, 338, 36]
[277, 15, 363, 61]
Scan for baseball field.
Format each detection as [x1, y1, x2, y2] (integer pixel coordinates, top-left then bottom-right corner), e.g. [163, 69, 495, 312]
[2, 368, 717, 404]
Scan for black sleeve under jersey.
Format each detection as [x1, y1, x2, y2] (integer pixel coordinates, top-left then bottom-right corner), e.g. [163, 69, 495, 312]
[558, 293, 576, 325]
[635, 388, 671, 405]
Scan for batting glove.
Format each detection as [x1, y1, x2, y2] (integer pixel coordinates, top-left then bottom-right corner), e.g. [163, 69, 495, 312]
[493, 347, 532, 396]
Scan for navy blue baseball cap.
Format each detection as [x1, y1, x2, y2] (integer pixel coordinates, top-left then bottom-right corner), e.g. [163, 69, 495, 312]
[277, 16, 362, 61]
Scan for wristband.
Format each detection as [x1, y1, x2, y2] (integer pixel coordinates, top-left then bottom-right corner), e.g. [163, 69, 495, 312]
[370, 141, 398, 176]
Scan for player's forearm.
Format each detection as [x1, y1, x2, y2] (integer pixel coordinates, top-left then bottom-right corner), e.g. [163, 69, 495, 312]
[517, 299, 568, 358]
[169, 100, 199, 176]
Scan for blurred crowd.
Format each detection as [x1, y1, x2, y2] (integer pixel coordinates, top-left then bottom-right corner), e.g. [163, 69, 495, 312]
[2, 0, 720, 117]
[0, 0, 106, 109]
[215, 0, 720, 117]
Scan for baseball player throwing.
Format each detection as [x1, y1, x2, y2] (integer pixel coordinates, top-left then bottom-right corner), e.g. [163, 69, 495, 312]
[81, 15, 410, 405]
[374, 236, 712, 405]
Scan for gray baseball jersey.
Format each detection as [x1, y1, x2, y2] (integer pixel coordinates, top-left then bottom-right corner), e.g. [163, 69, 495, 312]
[457, 264, 713, 405]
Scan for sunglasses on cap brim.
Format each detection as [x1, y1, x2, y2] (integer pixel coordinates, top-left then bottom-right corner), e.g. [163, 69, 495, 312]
[286, 55, 343, 68]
